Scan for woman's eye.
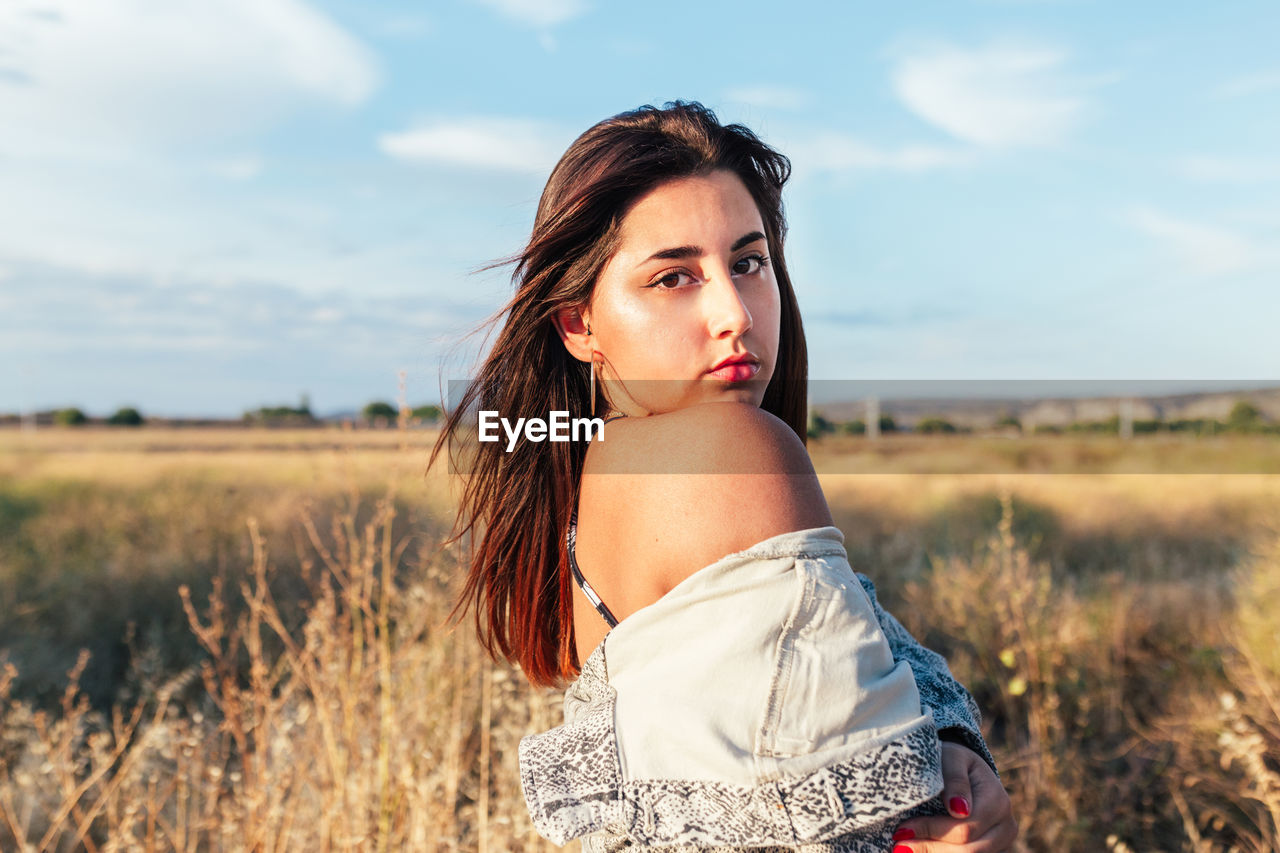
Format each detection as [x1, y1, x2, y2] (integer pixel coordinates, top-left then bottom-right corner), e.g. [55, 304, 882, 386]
[732, 254, 770, 276]
[651, 271, 695, 289]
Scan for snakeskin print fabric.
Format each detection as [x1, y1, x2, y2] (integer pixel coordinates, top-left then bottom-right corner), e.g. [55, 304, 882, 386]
[521, 645, 945, 850]
[519, 557, 995, 851]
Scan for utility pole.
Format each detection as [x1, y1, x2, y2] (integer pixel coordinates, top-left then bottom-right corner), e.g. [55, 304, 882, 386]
[1119, 397, 1134, 440]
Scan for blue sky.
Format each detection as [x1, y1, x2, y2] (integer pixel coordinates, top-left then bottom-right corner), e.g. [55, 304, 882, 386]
[2, 0, 1277, 416]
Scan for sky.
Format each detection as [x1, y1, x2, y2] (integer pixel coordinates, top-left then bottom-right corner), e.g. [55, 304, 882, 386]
[1, 0, 1278, 417]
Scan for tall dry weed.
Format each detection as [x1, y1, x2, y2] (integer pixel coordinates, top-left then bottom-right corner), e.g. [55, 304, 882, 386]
[898, 492, 1263, 851]
[902, 493, 1092, 848]
[1153, 528, 1280, 852]
[0, 489, 560, 851]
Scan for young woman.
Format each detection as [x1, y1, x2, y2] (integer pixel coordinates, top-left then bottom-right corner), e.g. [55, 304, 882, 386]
[432, 102, 1017, 852]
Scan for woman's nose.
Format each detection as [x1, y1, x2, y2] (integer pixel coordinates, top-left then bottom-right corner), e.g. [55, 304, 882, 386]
[703, 264, 753, 339]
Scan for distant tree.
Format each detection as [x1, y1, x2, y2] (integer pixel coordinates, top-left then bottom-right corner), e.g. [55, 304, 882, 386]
[995, 414, 1022, 431]
[915, 416, 957, 434]
[54, 407, 88, 426]
[411, 404, 442, 422]
[1033, 424, 1063, 435]
[878, 414, 897, 433]
[1068, 415, 1119, 434]
[363, 401, 398, 423]
[806, 412, 836, 439]
[107, 406, 144, 426]
[243, 402, 316, 425]
[841, 419, 867, 435]
[1227, 400, 1263, 431]
[1169, 418, 1217, 435]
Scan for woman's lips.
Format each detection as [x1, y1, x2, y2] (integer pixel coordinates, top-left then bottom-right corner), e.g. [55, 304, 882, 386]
[706, 361, 760, 382]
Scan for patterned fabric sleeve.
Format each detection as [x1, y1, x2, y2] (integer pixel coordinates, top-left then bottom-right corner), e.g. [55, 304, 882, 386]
[854, 573, 999, 777]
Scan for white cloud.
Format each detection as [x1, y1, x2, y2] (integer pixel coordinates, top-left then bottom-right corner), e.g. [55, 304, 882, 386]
[0, 148, 501, 301]
[209, 155, 265, 181]
[1216, 70, 1280, 99]
[1173, 155, 1280, 183]
[0, 0, 378, 158]
[0, 0, 396, 296]
[0, 259, 487, 414]
[0, 259, 479, 357]
[369, 13, 433, 39]
[1125, 206, 1263, 277]
[890, 40, 1089, 148]
[308, 307, 346, 324]
[797, 133, 973, 174]
[472, 0, 590, 29]
[378, 118, 569, 173]
[725, 86, 813, 111]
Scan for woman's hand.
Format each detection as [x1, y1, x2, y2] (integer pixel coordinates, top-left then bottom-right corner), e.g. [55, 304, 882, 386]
[891, 742, 1017, 852]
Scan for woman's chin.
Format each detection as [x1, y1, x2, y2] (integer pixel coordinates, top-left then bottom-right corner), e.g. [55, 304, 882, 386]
[700, 384, 765, 407]
[619, 382, 767, 416]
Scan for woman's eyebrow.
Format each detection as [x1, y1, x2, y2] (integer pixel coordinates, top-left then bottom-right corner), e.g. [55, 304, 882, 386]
[638, 230, 767, 266]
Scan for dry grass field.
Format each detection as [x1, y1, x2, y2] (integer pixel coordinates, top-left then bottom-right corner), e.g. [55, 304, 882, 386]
[1, 426, 1278, 851]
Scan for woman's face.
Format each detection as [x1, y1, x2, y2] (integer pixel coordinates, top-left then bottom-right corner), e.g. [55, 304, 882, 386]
[584, 169, 781, 417]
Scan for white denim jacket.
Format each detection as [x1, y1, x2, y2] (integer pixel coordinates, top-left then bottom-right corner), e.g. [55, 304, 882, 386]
[519, 524, 994, 852]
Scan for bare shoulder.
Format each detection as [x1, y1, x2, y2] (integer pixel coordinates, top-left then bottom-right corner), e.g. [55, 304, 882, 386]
[590, 401, 815, 475]
[578, 403, 834, 599]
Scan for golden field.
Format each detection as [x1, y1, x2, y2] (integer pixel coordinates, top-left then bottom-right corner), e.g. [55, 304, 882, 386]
[1, 426, 1278, 852]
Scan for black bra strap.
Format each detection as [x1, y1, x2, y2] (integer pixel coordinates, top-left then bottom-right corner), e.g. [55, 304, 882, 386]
[567, 510, 619, 628]
[566, 412, 626, 628]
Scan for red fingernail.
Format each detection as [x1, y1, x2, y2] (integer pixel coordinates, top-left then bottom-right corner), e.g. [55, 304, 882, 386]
[949, 795, 971, 817]
[893, 846, 913, 853]
[892, 827, 916, 841]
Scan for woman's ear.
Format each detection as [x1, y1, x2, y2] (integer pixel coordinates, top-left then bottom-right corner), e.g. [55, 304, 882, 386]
[552, 306, 594, 363]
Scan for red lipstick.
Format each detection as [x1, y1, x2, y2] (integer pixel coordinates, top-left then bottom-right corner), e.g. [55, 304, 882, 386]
[707, 353, 760, 382]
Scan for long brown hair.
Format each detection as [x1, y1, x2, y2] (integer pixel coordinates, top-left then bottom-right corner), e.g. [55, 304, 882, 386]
[428, 101, 809, 686]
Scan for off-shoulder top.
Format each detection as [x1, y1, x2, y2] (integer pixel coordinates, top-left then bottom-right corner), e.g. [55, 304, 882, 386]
[519, 523, 997, 851]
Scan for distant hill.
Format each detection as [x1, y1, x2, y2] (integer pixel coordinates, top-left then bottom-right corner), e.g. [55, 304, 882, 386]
[814, 384, 1280, 429]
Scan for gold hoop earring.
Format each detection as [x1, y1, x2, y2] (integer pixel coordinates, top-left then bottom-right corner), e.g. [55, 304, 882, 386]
[589, 354, 597, 419]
